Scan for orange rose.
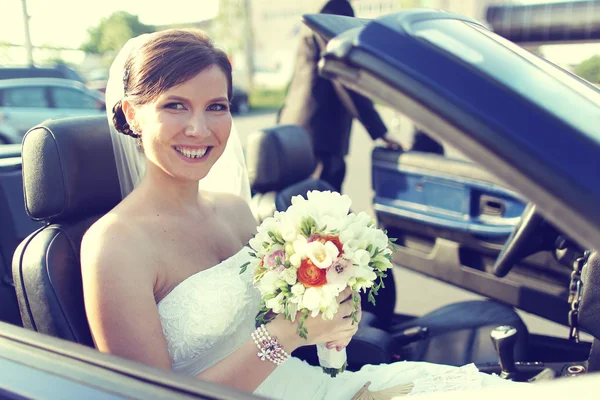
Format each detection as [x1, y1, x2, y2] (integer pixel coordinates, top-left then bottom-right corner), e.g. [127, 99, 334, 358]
[298, 258, 327, 287]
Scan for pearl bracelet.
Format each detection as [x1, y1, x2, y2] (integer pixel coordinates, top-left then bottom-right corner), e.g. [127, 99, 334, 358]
[251, 324, 290, 365]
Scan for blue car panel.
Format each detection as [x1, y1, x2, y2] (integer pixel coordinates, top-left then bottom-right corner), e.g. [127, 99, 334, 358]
[373, 155, 525, 239]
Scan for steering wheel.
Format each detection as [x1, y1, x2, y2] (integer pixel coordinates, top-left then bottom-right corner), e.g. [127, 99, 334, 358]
[493, 203, 545, 277]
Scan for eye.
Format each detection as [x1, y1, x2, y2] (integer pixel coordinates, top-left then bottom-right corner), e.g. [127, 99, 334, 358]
[165, 102, 186, 110]
[207, 103, 229, 112]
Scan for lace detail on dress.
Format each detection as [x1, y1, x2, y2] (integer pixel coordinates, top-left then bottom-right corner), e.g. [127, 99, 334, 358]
[408, 364, 485, 396]
[157, 248, 261, 374]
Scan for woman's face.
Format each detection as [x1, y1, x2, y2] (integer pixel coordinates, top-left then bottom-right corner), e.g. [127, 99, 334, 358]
[131, 65, 232, 183]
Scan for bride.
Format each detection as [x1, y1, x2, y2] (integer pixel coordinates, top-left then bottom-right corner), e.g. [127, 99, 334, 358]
[81, 29, 517, 399]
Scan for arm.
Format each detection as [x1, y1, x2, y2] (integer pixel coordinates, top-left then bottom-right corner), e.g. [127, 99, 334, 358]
[81, 217, 288, 390]
[344, 88, 403, 149]
[346, 89, 388, 141]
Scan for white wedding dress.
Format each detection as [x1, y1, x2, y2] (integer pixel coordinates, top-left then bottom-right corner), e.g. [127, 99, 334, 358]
[157, 248, 517, 399]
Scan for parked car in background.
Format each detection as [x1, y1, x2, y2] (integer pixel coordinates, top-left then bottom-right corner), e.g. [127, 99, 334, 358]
[231, 85, 250, 114]
[0, 65, 85, 83]
[0, 78, 105, 144]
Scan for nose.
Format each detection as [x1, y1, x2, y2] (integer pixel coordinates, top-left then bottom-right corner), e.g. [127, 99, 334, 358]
[184, 113, 211, 138]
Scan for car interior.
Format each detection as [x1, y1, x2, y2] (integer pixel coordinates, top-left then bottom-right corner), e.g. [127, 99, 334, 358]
[0, 112, 590, 385]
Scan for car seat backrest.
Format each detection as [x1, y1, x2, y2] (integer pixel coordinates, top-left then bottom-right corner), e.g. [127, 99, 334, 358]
[246, 124, 317, 194]
[0, 156, 42, 326]
[13, 115, 121, 346]
[579, 251, 600, 371]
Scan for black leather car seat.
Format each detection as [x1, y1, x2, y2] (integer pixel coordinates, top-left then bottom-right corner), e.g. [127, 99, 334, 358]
[13, 116, 121, 346]
[0, 148, 42, 326]
[246, 124, 328, 222]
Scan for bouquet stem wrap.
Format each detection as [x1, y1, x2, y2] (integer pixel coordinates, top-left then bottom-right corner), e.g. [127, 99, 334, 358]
[317, 343, 348, 377]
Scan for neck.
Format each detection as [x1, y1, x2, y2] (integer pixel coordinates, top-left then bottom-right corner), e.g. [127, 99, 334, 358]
[138, 162, 202, 213]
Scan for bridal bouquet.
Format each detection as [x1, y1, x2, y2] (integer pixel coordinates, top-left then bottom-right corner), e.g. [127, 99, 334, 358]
[240, 191, 395, 377]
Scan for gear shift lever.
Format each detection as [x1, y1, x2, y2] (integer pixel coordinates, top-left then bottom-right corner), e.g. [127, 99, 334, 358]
[490, 325, 518, 380]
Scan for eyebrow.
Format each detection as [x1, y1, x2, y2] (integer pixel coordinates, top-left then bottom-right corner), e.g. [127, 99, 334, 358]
[162, 95, 229, 103]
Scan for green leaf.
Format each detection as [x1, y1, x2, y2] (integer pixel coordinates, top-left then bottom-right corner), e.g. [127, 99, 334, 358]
[239, 261, 250, 274]
[297, 313, 309, 339]
[368, 290, 376, 305]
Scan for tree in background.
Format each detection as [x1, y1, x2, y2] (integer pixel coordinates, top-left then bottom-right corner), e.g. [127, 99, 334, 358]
[211, 0, 254, 89]
[574, 54, 600, 84]
[81, 11, 155, 55]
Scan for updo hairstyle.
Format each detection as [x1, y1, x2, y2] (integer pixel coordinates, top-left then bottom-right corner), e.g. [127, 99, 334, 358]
[112, 29, 233, 138]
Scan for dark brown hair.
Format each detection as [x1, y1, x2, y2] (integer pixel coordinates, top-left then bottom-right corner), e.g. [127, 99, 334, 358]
[112, 29, 233, 137]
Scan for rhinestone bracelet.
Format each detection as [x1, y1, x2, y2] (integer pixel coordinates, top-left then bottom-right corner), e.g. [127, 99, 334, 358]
[251, 324, 290, 365]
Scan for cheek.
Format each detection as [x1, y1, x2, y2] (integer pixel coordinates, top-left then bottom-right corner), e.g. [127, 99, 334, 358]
[210, 115, 232, 144]
[156, 113, 187, 134]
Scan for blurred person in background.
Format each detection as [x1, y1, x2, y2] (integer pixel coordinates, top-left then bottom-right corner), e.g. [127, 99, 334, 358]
[278, 0, 402, 194]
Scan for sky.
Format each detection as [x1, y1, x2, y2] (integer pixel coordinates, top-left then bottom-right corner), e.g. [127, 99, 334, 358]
[0, 0, 220, 49]
[0, 0, 598, 67]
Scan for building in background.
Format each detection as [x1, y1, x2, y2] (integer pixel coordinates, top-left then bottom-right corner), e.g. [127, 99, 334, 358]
[249, 0, 516, 89]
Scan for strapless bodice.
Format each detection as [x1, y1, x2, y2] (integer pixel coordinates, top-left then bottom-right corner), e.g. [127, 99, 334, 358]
[157, 248, 261, 375]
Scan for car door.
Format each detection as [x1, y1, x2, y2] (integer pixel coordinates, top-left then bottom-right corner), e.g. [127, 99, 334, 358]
[303, 11, 597, 329]
[371, 144, 574, 326]
[0, 86, 56, 135]
[49, 86, 105, 118]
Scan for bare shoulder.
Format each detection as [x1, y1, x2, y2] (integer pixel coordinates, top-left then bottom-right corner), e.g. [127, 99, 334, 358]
[210, 193, 257, 243]
[81, 212, 153, 285]
[81, 212, 171, 368]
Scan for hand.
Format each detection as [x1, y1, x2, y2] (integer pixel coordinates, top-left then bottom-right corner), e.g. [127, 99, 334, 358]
[267, 287, 361, 352]
[326, 289, 361, 351]
[381, 135, 403, 151]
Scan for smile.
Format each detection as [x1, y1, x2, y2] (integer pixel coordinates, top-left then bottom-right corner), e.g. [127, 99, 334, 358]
[173, 145, 212, 160]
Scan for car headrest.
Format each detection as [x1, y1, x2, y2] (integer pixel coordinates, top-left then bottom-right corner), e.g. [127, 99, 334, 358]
[246, 125, 317, 193]
[22, 116, 121, 222]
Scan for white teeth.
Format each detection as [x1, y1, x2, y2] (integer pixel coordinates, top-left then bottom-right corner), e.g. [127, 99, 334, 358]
[175, 146, 208, 159]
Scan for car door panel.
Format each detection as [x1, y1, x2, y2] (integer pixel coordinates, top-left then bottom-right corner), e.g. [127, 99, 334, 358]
[372, 147, 572, 325]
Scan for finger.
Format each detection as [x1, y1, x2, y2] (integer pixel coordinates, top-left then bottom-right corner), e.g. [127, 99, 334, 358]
[326, 338, 352, 350]
[338, 300, 354, 318]
[337, 287, 353, 304]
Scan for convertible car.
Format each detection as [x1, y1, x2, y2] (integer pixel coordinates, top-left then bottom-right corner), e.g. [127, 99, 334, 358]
[0, 8, 599, 399]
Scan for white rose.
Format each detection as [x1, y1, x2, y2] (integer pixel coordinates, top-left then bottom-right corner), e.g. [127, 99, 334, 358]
[265, 292, 285, 314]
[293, 237, 309, 258]
[352, 249, 371, 267]
[307, 191, 352, 220]
[280, 267, 298, 285]
[355, 265, 377, 282]
[306, 241, 339, 269]
[280, 217, 299, 242]
[302, 287, 322, 311]
[371, 230, 389, 251]
[339, 224, 360, 244]
[289, 254, 302, 268]
[356, 211, 374, 227]
[258, 270, 280, 295]
[291, 283, 305, 296]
